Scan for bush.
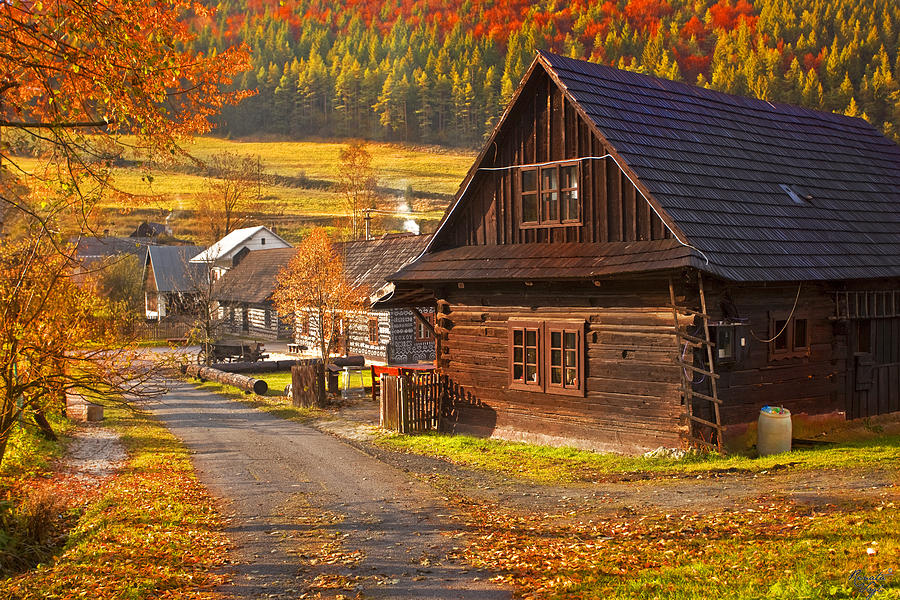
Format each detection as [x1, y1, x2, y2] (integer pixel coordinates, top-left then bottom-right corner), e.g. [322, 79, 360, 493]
[0, 487, 70, 575]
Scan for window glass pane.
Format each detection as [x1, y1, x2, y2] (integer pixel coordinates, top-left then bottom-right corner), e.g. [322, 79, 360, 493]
[774, 320, 788, 350]
[513, 330, 523, 345]
[565, 349, 576, 368]
[522, 193, 538, 222]
[525, 330, 537, 346]
[565, 368, 577, 386]
[513, 364, 523, 380]
[793, 319, 807, 349]
[561, 165, 577, 188]
[541, 167, 557, 191]
[562, 190, 579, 221]
[564, 332, 576, 349]
[551, 349, 562, 366]
[543, 192, 558, 221]
[526, 347, 537, 364]
[525, 365, 537, 382]
[551, 367, 562, 384]
[521, 169, 537, 192]
[513, 347, 523, 362]
[551, 331, 561, 347]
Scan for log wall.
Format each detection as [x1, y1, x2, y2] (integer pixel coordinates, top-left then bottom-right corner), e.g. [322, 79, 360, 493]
[436, 279, 684, 454]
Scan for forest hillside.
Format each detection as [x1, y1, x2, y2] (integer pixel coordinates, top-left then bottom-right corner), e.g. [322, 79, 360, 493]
[195, 0, 900, 147]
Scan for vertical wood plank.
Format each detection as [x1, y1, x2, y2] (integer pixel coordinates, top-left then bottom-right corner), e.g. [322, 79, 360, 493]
[607, 158, 622, 241]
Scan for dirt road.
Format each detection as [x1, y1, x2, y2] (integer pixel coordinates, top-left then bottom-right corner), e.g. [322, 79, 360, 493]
[147, 380, 510, 600]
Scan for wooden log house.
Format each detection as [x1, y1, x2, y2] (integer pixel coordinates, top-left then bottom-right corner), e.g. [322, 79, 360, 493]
[381, 51, 900, 453]
[214, 233, 437, 364]
[293, 233, 437, 365]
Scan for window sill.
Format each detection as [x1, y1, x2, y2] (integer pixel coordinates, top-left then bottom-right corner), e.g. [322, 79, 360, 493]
[508, 383, 585, 397]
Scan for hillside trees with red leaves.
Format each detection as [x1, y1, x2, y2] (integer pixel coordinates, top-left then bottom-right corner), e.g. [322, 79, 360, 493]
[201, 0, 900, 146]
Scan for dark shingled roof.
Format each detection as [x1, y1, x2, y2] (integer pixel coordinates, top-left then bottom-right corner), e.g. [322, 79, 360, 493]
[537, 51, 900, 282]
[336, 233, 432, 292]
[214, 247, 297, 304]
[145, 246, 204, 292]
[392, 240, 699, 282]
[215, 234, 431, 304]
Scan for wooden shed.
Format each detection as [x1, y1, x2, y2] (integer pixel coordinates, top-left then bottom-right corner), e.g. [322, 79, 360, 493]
[382, 51, 900, 453]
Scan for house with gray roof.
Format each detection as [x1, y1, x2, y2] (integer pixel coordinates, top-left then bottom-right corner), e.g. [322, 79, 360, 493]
[382, 51, 900, 453]
[215, 233, 435, 364]
[143, 245, 204, 320]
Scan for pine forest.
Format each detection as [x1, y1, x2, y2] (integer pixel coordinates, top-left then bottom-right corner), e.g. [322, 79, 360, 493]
[196, 0, 900, 147]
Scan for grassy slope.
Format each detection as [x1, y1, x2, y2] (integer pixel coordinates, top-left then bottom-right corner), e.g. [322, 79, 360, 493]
[13, 137, 474, 242]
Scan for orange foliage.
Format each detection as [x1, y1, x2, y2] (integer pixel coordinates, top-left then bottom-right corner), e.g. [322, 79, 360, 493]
[709, 0, 758, 30]
[624, 0, 672, 32]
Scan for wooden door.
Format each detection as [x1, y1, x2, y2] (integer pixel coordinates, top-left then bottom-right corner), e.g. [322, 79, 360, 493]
[848, 317, 900, 419]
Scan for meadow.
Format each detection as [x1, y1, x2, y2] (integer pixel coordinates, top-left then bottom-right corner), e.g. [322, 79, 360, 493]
[12, 137, 474, 243]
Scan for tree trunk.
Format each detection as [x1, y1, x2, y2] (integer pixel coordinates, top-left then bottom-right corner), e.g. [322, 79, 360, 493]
[33, 411, 57, 441]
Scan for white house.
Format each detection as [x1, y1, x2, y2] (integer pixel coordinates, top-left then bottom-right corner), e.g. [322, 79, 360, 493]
[190, 226, 292, 282]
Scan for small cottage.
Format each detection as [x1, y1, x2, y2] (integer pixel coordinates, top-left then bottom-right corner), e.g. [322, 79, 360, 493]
[190, 226, 291, 282]
[143, 245, 204, 320]
[383, 51, 900, 453]
[214, 247, 296, 340]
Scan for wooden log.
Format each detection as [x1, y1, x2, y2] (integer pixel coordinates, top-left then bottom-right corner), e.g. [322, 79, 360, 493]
[211, 359, 302, 374]
[184, 364, 268, 395]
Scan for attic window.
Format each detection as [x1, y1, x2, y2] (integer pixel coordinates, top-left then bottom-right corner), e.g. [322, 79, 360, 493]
[779, 184, 813, 205]
[520, 162, 580, 226]
[261, 237, 266, 245]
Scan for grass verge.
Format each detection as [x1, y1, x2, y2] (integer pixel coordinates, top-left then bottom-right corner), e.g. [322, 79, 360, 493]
[0, 406, 228, 599]
[374, 430, 900, 484]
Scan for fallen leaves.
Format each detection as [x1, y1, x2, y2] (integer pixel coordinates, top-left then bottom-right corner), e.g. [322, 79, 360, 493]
[0, 408, 230, 600]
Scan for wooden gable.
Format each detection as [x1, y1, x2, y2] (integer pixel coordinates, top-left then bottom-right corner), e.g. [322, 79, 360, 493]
[434, 62, 674, 251]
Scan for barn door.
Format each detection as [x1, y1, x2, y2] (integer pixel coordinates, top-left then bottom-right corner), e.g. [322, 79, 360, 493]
[848, 317, 900, 419]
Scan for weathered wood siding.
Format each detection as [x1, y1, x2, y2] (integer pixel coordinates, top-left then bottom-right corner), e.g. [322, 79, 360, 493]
[435, 67, 672, 251]
[217, 301, 291, 340]
[436, 279, 683, 454]
[293, 307, 435, 365]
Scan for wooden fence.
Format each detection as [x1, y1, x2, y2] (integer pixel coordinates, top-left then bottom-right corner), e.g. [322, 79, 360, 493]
[378, 368, 457, 434]
[129, 319, 193, 341]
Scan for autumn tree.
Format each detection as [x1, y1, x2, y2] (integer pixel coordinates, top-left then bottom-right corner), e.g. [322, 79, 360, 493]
[272, 228, 368, 364]
[194, 152, 265, 245]
[0, 0, 249, 465]
[336, 141, 379, 240]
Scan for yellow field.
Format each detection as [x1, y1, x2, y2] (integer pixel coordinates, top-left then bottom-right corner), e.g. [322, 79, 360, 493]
[12, 137, 474, 243]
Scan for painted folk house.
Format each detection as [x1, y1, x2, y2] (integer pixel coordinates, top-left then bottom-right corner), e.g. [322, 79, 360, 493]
[214, 247, 296, 340]
[384, 51, 900, 453]
[294, 234, 436, 365]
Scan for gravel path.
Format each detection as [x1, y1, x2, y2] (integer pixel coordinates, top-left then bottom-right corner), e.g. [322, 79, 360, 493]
[146, 380, 510, 600]
[64, 425, 127, 480]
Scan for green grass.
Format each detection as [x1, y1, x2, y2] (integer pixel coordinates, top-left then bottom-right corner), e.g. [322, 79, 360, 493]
[254, 369, 372, 397]
[457, 496, 900, 599]
[0, 416, 74, 484]
[0, 406, 228, 599]
[375, 430, 900, 484]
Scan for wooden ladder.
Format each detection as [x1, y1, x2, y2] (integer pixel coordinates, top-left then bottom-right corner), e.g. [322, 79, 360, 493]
[669, 272, 723, 452]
